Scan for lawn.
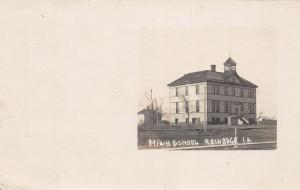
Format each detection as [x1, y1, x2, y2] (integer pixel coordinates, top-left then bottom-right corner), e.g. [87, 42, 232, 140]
[138, 125, 277, 150]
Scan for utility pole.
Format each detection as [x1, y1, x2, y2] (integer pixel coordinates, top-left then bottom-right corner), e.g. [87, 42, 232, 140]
[150, 89, 153, 109]
[155, 98, 158, 128]
[150, 89, 153, 127]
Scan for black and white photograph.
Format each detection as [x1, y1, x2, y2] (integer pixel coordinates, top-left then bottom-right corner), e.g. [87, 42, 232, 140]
[138, 27, 277, 150]
[1, 1, 300, 190]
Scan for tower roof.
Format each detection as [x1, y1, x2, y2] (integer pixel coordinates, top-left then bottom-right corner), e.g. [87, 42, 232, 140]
[223, 57, 237, 66]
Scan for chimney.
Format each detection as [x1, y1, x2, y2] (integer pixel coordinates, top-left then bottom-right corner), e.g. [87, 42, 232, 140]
[211, 64, 216, 72]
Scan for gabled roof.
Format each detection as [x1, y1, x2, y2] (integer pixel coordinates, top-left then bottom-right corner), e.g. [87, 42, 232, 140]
[167, 70, 257, 88]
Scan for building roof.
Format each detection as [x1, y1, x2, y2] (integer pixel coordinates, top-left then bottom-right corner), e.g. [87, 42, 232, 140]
[167, 70, 257, 88]
[138, 108, 162, 115]
[224, 57, 237, 66]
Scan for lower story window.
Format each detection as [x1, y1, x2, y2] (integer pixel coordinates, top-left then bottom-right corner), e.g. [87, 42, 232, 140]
[212, 117, 219, 123]
[175, 118, 178, 125]
[192, 118, 196, 125]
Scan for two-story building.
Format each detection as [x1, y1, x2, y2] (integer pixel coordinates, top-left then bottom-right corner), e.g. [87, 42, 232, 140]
[167, 57, 257, 126]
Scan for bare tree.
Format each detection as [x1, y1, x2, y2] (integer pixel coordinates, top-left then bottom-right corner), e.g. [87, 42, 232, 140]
[142, 90, 166, 127]
[143, 91, 154, 109]
[180, 95, 190, 126]
[153, 98, 165, 127]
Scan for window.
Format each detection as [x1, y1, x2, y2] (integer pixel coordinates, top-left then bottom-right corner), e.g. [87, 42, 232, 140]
[248, 89, 256, 98]
[241, 103, 244, 112]
[235, 108, 239, 115]
[212, 100, 220, 112]
[211, 84, 220, 95]
[196, 100, 200, 112]
[248, 103, 251, 113]
[176, 87, 179, 97]
[196, 118, 201, 124]
[241, 88, 244, 97]
[209, 84, 214, 94]
[196, 85, 199, 94]
[224, 101, 228, 113]
[186, 118, 189, 124]
[215, 101, 220, 112]
[233, 87, 236, 96]
[175, 118, 178, 125]
[185, 86, 189, 96]
[192, 118, 196, 125]
[249, 103, 256, 114]
[225, 86, 228, 95]
[215, 85, 219, 95]
[176, 102, 179, 113]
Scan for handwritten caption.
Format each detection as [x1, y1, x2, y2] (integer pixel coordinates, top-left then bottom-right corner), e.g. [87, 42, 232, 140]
[148, 137, 253, 148]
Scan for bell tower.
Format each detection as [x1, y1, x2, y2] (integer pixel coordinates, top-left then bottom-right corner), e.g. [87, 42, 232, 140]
[224, 57, 237, 75]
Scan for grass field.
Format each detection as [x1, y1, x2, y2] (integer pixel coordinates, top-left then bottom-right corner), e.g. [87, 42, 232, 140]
[138, 125, 277, 150]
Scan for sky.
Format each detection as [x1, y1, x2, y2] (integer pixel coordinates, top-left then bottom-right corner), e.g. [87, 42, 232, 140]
[138, 27, 277, 118]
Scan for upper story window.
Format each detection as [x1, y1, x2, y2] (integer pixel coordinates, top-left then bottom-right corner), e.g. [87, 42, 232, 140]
[209, 84, 221, 95]
[196, 100, 200, 112]
[212, 100, 220, 113]
[248, 89, 255, 98]
[232, 87, 236, 96]
[216, 101, 220, 112]
[215, 85, 220, 95]
[207, 84, 254, 97]
[224, 101, 231, 113]
[175, 87, 179, 97]
[209, 84, 213, 94]
[175, 102, 179, 113]
[185, 86, 189, 96]
[196, 85, 199, 95]
[249, 103, 256, 113]
[238, 88, 242, 97]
